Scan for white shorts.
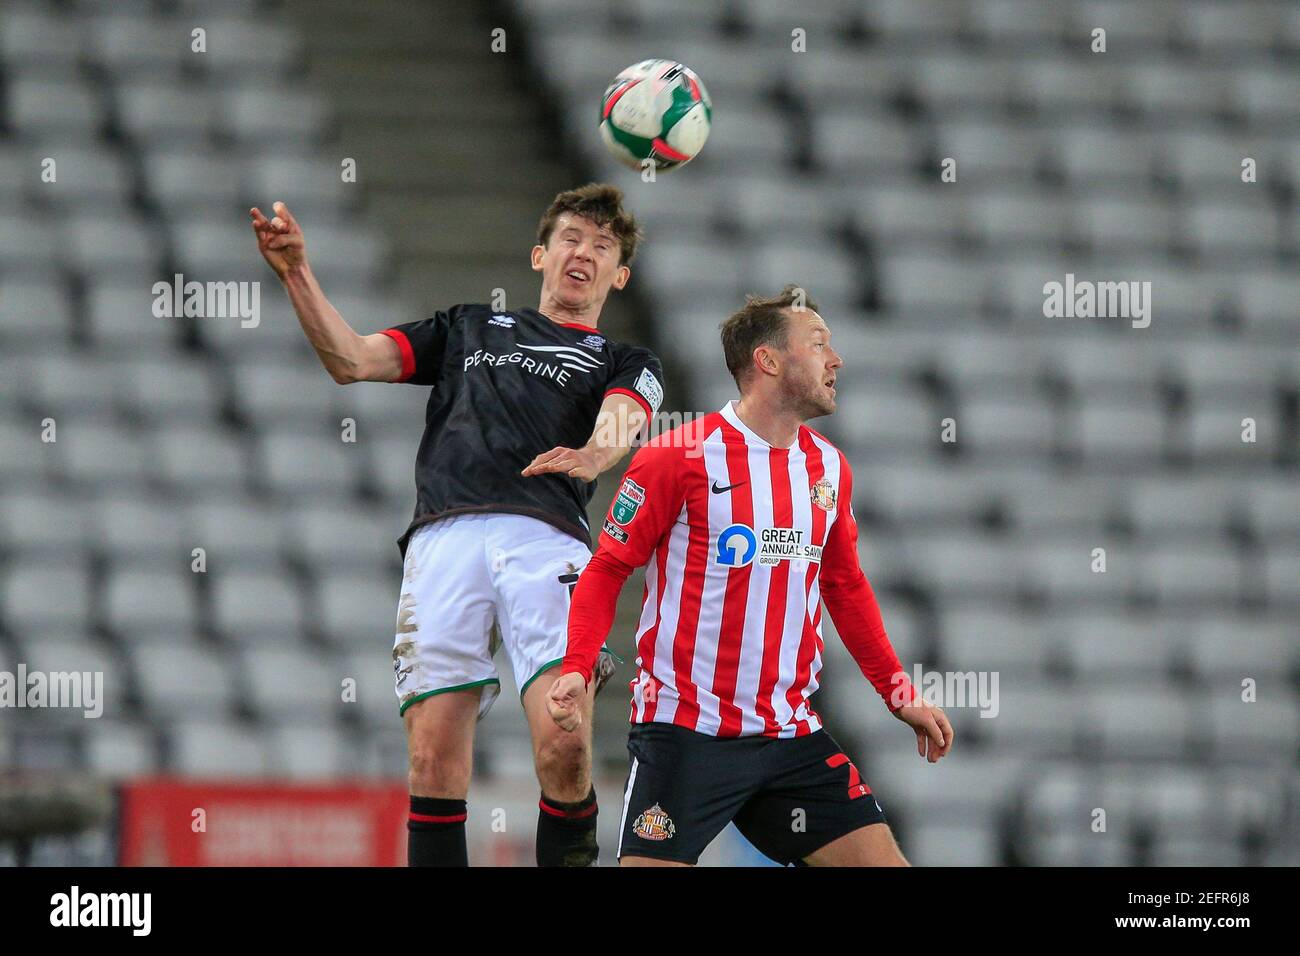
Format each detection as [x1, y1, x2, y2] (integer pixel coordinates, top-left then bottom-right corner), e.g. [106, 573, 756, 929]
[392, 512, 593, 719]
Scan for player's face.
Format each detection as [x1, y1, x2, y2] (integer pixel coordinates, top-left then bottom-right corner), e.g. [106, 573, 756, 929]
[532, 214, 630, 311]
[778, 310, 841, 419]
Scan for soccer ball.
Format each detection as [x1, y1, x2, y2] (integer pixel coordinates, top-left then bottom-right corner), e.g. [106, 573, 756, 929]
[599, 59, 712, 172]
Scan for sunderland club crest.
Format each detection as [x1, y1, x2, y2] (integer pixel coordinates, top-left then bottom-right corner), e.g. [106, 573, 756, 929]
[632, 803, 676, 841]
[810, 478, 837, 511]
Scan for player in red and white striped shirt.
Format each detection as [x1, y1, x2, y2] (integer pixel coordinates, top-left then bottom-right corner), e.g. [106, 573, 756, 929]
[548, 285, 953, 866]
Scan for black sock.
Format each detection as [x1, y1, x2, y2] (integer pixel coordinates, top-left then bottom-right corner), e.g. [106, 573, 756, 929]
[408, 796, 468, 867]
[536, 788, 599, 867]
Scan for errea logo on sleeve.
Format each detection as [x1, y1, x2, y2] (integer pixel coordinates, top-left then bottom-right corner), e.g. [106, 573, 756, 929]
[634, 367, 663, 414]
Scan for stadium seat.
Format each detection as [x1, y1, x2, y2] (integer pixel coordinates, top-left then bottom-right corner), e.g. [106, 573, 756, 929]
[266, 723, 354, 778]
[153, 424, 251, 491]
[256, 429, 363, 497]
[240, 645, 345, 720]
[2, 561, 92, 631]
[342, 648, 399, 730]
[314, 571, 397, 647]
[938, 608, 1055, 673]
[980, 685, 1085, 753]
[83, 720, 161, 778]
[92, 494, 187, 560]
[0, 489, 90, 558]
[14, 638, 125, 721]
[125, 88, 221, 157]
[210, 569, 307, 643]
[1095, 699, 1195, 762]
[130, 644, 236, 718]
[105, 565, 201, 637]
[1207, 693, 1300, 758]
[169, 720, 269, 777]
[1024, 540, 1141, 605]
[1060, 612, 1180, 677]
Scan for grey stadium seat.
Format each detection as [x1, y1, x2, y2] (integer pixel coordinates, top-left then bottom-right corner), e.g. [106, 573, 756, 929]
[182, 498, 285, 567]
[905, 532, 1027, 599]
[85, 14, 194, 77]
[64, 212, 164, 276]
[314, 571, 398, 647]
[240, 646, 344, 720]
[2, 561, 92, 631]
[1207, 694, 1299, 758]
[1083, 683, 1194, 759]
[210, 569, 307, 643]
[0, 490, 90, 559]
[117, 80, 219, 145]
[256, 429, 362, 496]
[6, 76, 104, 135]
[342, 648, 399, 729]
[1060, 612, 1179, 677]
[116, 358, 223, 423]
[1186, 616, 1296, 682]
[83, 720, 160, 778]
[1023, 541, 1141, 605]
[92, 494, 187, 560]
[938, 607, 1054, 673]
[266, 723, 353, 778]
[154, 424, 250, 490]
[105, 565, 201, 636]
[130, 644, 236, 717]
[169, 721, 269, 777]
[15, 638, 126, 720]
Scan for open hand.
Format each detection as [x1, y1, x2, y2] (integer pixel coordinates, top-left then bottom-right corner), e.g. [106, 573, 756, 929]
[250, 201, 307, 279]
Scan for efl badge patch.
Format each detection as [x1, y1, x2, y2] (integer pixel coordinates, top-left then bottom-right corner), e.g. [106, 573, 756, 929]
[632, 803, 676, 842]
[810, 478, 837, 512]
[611, 477, 646, 526]
[580, 334, 605, 350]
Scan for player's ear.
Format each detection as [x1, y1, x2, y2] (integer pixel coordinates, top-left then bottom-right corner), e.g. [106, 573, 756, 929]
[612, 264, 630, 290]
[530, 244, 546, 272]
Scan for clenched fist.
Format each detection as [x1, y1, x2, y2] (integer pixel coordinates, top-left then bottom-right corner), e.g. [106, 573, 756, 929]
[547, 671, 588, 732]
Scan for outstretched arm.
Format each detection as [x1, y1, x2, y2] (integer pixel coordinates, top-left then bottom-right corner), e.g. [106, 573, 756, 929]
[523, 391, 649, 481]
[250, 201, 403, 384]
[820, 460, 954, 761]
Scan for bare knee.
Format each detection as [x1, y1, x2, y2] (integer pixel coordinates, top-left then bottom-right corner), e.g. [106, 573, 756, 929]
[403, 690, 480, 797]
[408, 740, 472, 797]
[534, 730, 590, 801]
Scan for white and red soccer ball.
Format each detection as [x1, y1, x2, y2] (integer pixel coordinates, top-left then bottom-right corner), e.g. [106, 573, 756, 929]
[600, 59, 712, 172]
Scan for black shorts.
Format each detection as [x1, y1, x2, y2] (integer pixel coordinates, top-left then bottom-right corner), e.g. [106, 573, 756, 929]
[617, 722, 888, 865]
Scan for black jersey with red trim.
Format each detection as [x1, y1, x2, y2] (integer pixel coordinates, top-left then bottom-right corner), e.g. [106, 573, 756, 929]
[380, 304, 665, 555]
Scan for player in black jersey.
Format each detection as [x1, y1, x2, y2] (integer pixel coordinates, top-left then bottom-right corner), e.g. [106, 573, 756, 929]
[251, 185, 665, 867]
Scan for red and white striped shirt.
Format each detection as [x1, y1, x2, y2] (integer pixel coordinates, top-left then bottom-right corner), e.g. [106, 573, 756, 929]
[563, 400, 917, 738]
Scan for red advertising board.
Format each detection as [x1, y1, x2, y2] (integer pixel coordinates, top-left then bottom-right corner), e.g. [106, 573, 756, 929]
[118, 778, 408, 866]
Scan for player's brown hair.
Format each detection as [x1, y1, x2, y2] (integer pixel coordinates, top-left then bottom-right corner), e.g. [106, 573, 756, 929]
[720, 284, 820, 391]
[537, 183, 644, 265]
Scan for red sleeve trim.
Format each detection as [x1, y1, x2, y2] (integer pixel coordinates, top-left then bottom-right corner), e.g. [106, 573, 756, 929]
[605, 386, 654, 421]
[380, 328, 416, 382]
